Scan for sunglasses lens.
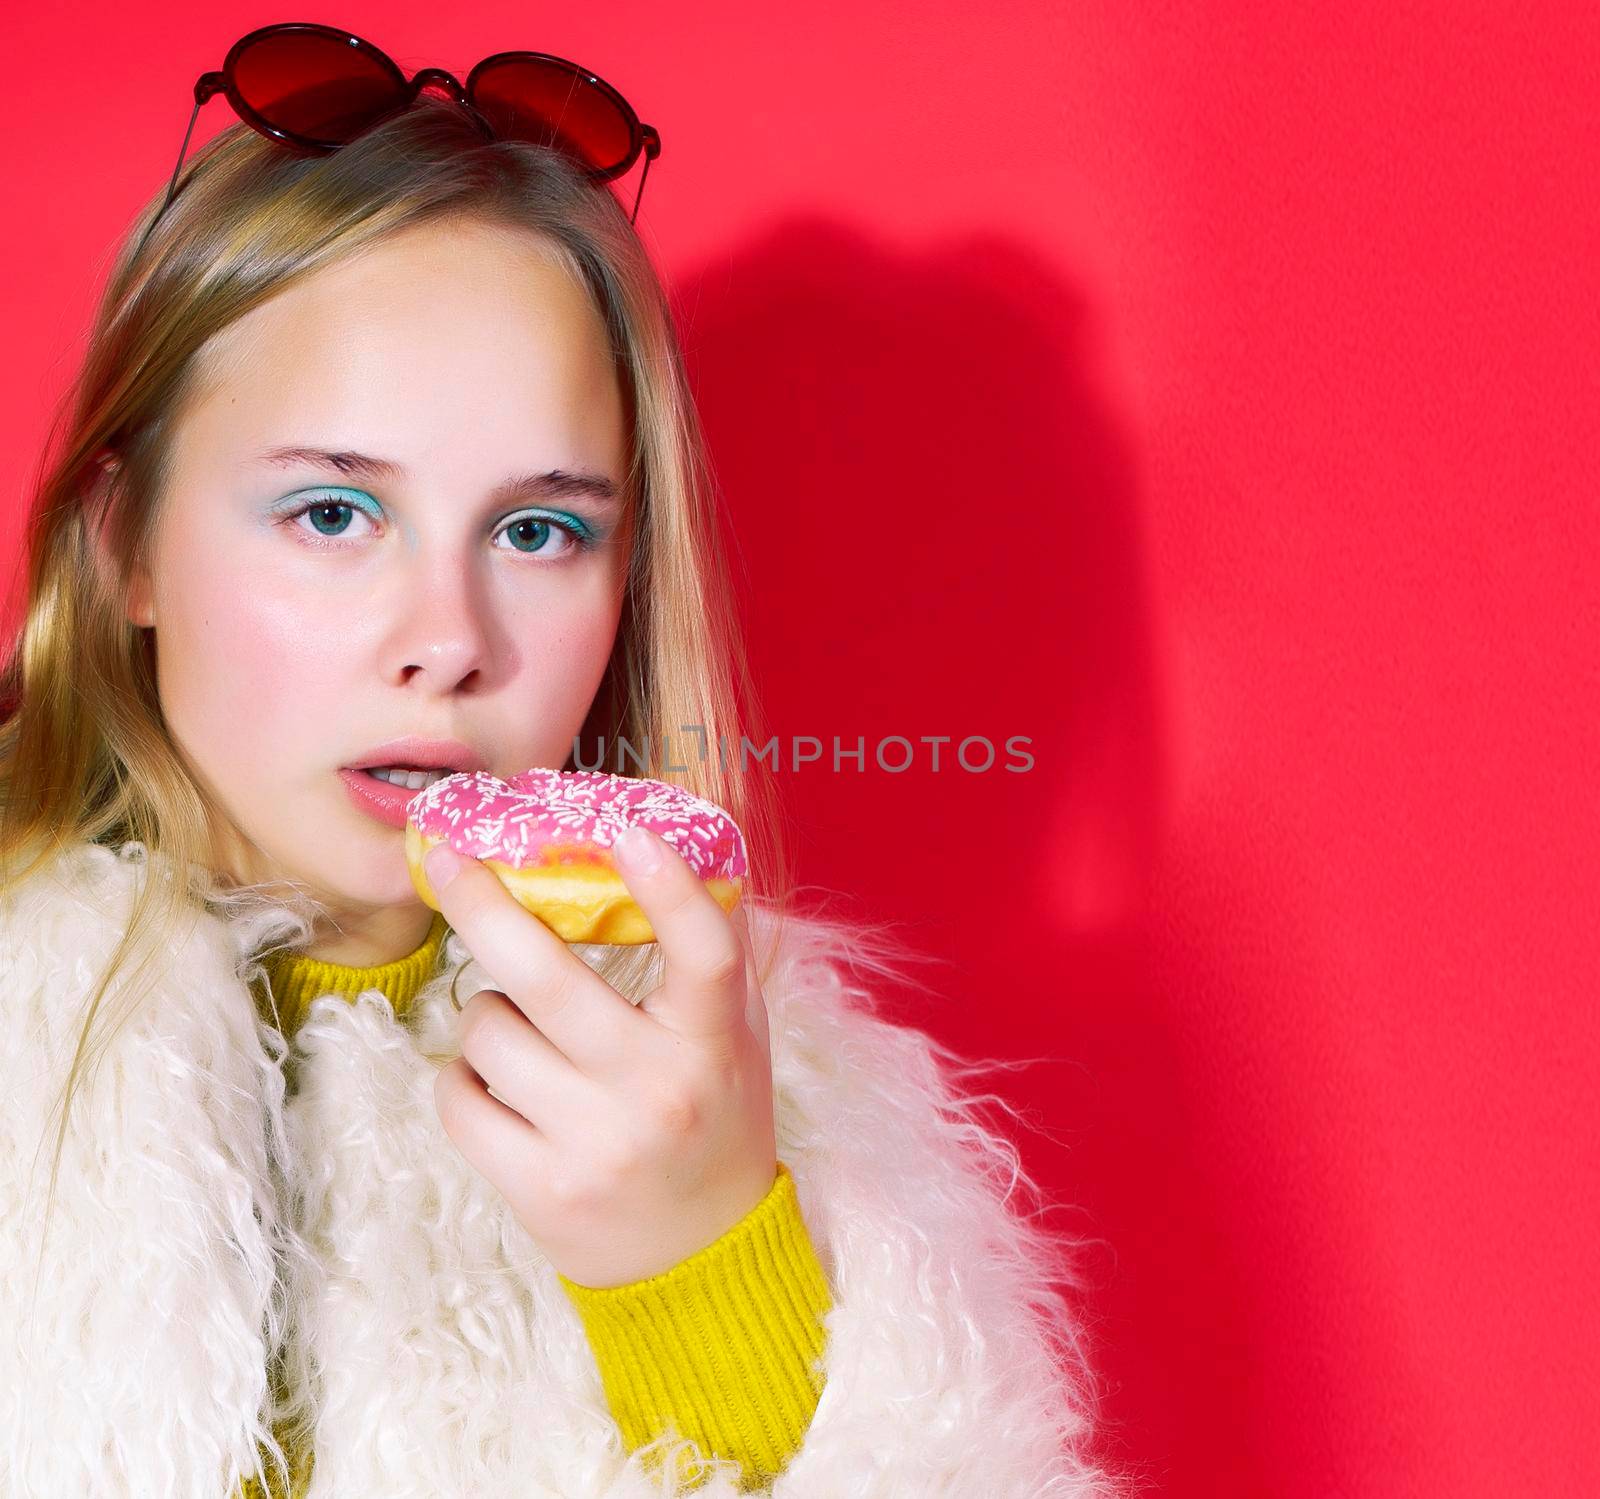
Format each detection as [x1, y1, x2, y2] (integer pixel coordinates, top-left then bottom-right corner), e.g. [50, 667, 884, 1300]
[469, 57, 636, 175]
[233, 29, 405, 143]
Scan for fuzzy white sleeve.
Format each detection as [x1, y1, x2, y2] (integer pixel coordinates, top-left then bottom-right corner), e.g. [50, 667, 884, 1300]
[0, 844, 299, 1499]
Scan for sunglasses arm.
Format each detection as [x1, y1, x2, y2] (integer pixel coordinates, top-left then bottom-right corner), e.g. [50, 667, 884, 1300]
[629, 125, 662, 227]
[134, 71, 226, 261]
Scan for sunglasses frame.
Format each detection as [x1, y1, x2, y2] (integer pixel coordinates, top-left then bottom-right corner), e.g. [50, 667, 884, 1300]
[137, 22, 662, 258]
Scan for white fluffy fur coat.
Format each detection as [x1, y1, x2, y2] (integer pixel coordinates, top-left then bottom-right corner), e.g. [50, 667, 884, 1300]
[0, 840, 1121, 1498]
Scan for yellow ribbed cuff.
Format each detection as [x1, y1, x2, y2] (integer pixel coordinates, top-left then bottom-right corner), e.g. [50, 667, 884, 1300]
[557, 1161, 833, 1493]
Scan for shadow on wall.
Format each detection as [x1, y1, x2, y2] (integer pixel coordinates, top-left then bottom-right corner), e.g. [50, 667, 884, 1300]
[662, 217, 1279, 1494]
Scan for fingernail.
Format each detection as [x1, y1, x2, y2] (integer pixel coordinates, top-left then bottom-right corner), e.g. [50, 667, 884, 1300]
[425, 842, 465, 891]
[615, 825, 663, 875]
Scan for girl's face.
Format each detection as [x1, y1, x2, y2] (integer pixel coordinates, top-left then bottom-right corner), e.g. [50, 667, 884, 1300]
[126, 218, 633, 916]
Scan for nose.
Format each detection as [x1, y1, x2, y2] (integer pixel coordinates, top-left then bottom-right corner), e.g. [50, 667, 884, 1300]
[387, 562, 494, 694]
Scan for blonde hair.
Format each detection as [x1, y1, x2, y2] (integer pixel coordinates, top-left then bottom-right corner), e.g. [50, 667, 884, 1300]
[0, 96, 857, 1272]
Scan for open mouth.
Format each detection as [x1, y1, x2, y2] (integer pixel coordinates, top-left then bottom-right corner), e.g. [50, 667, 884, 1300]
[357, 766, 454, 791]
[338, 766, 460, 830]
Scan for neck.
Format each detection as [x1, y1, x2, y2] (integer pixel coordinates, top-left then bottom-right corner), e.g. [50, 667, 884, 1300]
[201, 818, 439, 967]
[299, 902, 440, 968]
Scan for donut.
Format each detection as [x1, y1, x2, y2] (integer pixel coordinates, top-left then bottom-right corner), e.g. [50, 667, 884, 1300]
[404, 768, 747, 944]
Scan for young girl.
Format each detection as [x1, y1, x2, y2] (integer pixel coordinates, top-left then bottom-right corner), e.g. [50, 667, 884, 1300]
[0, 35, 1125, 1499]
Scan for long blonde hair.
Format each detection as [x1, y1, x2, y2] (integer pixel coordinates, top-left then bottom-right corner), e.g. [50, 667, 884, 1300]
[0, 97, 840, 1261]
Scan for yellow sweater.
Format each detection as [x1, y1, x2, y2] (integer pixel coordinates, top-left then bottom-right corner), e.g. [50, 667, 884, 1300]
[242, 912, 832, 1496]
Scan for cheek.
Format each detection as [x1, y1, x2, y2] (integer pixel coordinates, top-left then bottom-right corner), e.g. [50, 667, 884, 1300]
[151, 538, 342, 779]
[509, 579, 624, 727]
[529, 601, 620, 681]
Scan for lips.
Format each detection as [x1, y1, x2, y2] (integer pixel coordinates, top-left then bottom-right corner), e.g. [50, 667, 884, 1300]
[338, 766, 448, 830]
[343, 736, 486, 774]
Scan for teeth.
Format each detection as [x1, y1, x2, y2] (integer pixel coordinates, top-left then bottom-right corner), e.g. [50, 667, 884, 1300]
[365, 766, 451, 791]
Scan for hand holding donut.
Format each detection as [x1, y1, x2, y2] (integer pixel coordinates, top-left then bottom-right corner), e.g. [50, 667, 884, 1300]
[423, 810, 778, 1290]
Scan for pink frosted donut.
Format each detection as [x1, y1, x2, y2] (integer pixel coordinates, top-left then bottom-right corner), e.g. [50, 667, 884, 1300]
[405, 768, 747, 944]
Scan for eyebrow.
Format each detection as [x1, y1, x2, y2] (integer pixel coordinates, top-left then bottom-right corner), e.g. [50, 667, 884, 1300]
[252, 445, 625, 508]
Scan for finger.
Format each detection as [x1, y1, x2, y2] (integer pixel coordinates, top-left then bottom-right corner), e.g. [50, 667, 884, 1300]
[433, 1053, 553, 1206]
[612, 827, 746, 1040]
[424, 840, 639, 1075]
[456, 987, 594, 1140]
[729, 895, 775, 989]
[727, 898, 771, 1052]
[727, 893, 751, 950]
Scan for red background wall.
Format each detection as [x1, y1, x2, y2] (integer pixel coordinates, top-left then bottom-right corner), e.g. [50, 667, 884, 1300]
[2, 3, 1593, 1494]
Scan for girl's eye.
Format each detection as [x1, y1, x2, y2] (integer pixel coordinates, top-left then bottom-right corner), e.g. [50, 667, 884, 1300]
[285, 499, 378, 542]
[496, 513, 591, 558]
[277, 496, 596, 559]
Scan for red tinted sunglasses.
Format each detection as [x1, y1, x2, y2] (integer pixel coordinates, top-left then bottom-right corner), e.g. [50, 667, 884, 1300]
[137, 22, 662, 258]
